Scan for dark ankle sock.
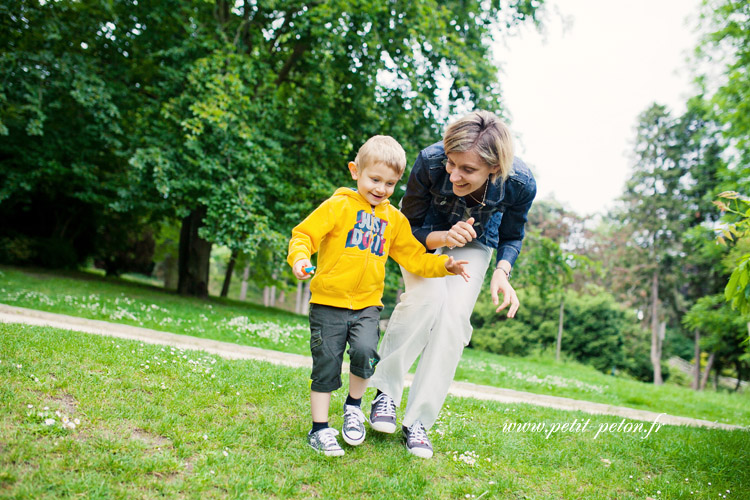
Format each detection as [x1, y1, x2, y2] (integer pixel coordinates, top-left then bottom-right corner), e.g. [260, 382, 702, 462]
[311, 421, 329, 434]
[345, 394, 362, 407]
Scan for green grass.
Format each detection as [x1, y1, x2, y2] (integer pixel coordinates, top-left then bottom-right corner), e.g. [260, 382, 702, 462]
[1, 323, 748, 499]
[1, 265, 749, 428]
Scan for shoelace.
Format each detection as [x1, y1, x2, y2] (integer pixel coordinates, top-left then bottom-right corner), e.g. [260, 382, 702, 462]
[407, 422, 429, 443]
[374, 395, 396, 418]
[344, 406, 365, 428]
[318, 428, 340, 447]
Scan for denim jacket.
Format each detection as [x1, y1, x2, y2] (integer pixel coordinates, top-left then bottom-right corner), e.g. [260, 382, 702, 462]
[400, 141, 536, 267]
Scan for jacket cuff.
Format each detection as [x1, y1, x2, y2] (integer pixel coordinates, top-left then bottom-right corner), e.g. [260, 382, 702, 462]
[413, 227, 432, 249]
[496, 245, 520, 268]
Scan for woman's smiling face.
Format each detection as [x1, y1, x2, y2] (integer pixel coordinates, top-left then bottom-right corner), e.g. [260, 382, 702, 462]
[445, 150, 498, 197]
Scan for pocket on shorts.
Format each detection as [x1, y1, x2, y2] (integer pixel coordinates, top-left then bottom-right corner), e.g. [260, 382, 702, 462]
[310, 328, 323, 352]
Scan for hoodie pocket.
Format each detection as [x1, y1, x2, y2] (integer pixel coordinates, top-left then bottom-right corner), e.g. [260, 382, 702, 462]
[318, 252, 367, 295]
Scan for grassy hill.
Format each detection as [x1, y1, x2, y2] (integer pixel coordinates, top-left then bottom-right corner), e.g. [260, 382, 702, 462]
[1, 322, 748, 499]
[1, 265, 748, 427]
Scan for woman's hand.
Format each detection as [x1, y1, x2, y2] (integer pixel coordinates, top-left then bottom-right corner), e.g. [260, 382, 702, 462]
[444, 217, 477, 248]
[292, 259, 314, 280]
[490, 266, 519, 318]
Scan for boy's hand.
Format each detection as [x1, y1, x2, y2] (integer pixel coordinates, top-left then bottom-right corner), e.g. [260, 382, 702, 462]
[293, 259, 314, 280]
[445, 256, 470, 282]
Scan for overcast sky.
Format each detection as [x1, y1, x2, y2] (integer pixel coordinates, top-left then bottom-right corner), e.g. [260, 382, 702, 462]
[498, 0, 702, 216]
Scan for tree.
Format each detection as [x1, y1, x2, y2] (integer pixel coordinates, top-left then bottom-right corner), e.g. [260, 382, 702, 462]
[0, 0, 197, 272]
[683, 294, 750, 390]
[615, 104, 690, 384]
[126, 0, 547, 297]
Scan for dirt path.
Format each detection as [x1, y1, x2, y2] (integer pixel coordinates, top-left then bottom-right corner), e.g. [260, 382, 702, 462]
[0, 303, 743, 431]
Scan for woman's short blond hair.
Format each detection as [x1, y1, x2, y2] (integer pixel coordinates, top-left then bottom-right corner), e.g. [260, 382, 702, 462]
[354, 135, 407, 175]
[443, 110, 514, 183]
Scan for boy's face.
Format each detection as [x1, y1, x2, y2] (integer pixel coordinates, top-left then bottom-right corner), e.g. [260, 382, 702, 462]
[348, 161, 402, 207]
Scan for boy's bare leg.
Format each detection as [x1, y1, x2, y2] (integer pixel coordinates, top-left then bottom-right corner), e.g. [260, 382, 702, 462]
[348, 373, 368, 399]
[310, 390, 331, 423]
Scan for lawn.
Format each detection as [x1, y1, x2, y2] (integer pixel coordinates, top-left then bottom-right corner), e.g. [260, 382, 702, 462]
[1, 323, 748, 499]
[1, 265, 749, 428]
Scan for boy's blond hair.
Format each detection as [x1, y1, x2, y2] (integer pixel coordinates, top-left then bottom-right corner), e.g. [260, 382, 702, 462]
[354, 135, 407, 176]
[443, 110, 514, 183]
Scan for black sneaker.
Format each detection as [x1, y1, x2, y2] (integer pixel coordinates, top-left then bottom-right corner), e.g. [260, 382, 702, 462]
[369, 393, 397, 433]
[342, 404, 366, 446]
[308, 428, 345, 456]
[403, 420, 433, 459]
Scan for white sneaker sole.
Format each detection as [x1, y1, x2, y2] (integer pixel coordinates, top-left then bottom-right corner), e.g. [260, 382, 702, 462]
[309, 443, 345, 457]
[342, 431, 366, 446]
[406, 446, 433, 459]
[370, 420, 397, 434]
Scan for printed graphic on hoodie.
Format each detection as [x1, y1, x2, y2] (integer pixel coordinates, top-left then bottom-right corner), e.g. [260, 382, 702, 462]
[346, 210, 388, 256]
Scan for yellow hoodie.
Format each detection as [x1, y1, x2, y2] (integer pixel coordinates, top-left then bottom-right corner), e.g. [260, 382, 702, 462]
[288, 188, 452, 309]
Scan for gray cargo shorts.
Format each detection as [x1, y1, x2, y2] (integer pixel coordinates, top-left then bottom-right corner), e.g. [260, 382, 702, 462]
[308, 303, 382, 393]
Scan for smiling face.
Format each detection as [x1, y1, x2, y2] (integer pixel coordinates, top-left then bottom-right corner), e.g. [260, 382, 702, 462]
[445, 149, 500, 198]
[348, 161, 402, 206]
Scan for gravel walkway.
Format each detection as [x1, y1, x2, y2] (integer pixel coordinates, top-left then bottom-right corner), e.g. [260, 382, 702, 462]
[1, 303, 743, 431]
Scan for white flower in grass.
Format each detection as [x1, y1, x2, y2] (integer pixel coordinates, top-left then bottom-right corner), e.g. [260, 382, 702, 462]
[74, 418, 80, 425]
[27, 404, 33, 409]
[222, 450, 229, 457]
[202, 434, 208, 440]
[44, 418, 55, 426]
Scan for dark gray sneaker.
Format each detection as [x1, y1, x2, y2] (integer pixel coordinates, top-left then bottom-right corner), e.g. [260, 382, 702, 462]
[342, 404, 366, 446]
[369, 393, 397, 433]
[308, 428, 345, 456]
[403, 421, 433, 459]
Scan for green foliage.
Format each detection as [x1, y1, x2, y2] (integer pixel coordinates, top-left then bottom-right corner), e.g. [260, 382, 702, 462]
[471, 287, 647, 377]
[714, 191, 750, 316]
[684, 293, 750, 370]
[697, 0, 750, 180]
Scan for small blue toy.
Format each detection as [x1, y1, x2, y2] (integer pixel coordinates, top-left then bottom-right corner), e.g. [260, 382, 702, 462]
[304, 266, 316, 275]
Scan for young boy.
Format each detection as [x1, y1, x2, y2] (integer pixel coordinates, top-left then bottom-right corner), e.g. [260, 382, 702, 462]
[288, 135, 470, 456]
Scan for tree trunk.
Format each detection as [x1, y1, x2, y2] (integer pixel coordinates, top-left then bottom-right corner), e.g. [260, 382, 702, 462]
[163, 253, 178, 290]
[301, 281, 310, 315]
[555, 296, 564, 362]
[692, 329, 701, 391]
[220, 250, 238, 298]
[735, 363, 743, 392]
[177, 206, 212, 298]
[699, 352, 715, 391]
[239, 265, 250, 301]
[650, 270, 663, 385]
[295, 281, 304, 314]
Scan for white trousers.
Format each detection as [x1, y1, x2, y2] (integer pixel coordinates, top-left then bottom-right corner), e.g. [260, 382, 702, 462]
[371, 241, 493, 429]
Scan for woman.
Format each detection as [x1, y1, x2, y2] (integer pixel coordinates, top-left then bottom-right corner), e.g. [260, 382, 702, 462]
[368, 110, 536, 458]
